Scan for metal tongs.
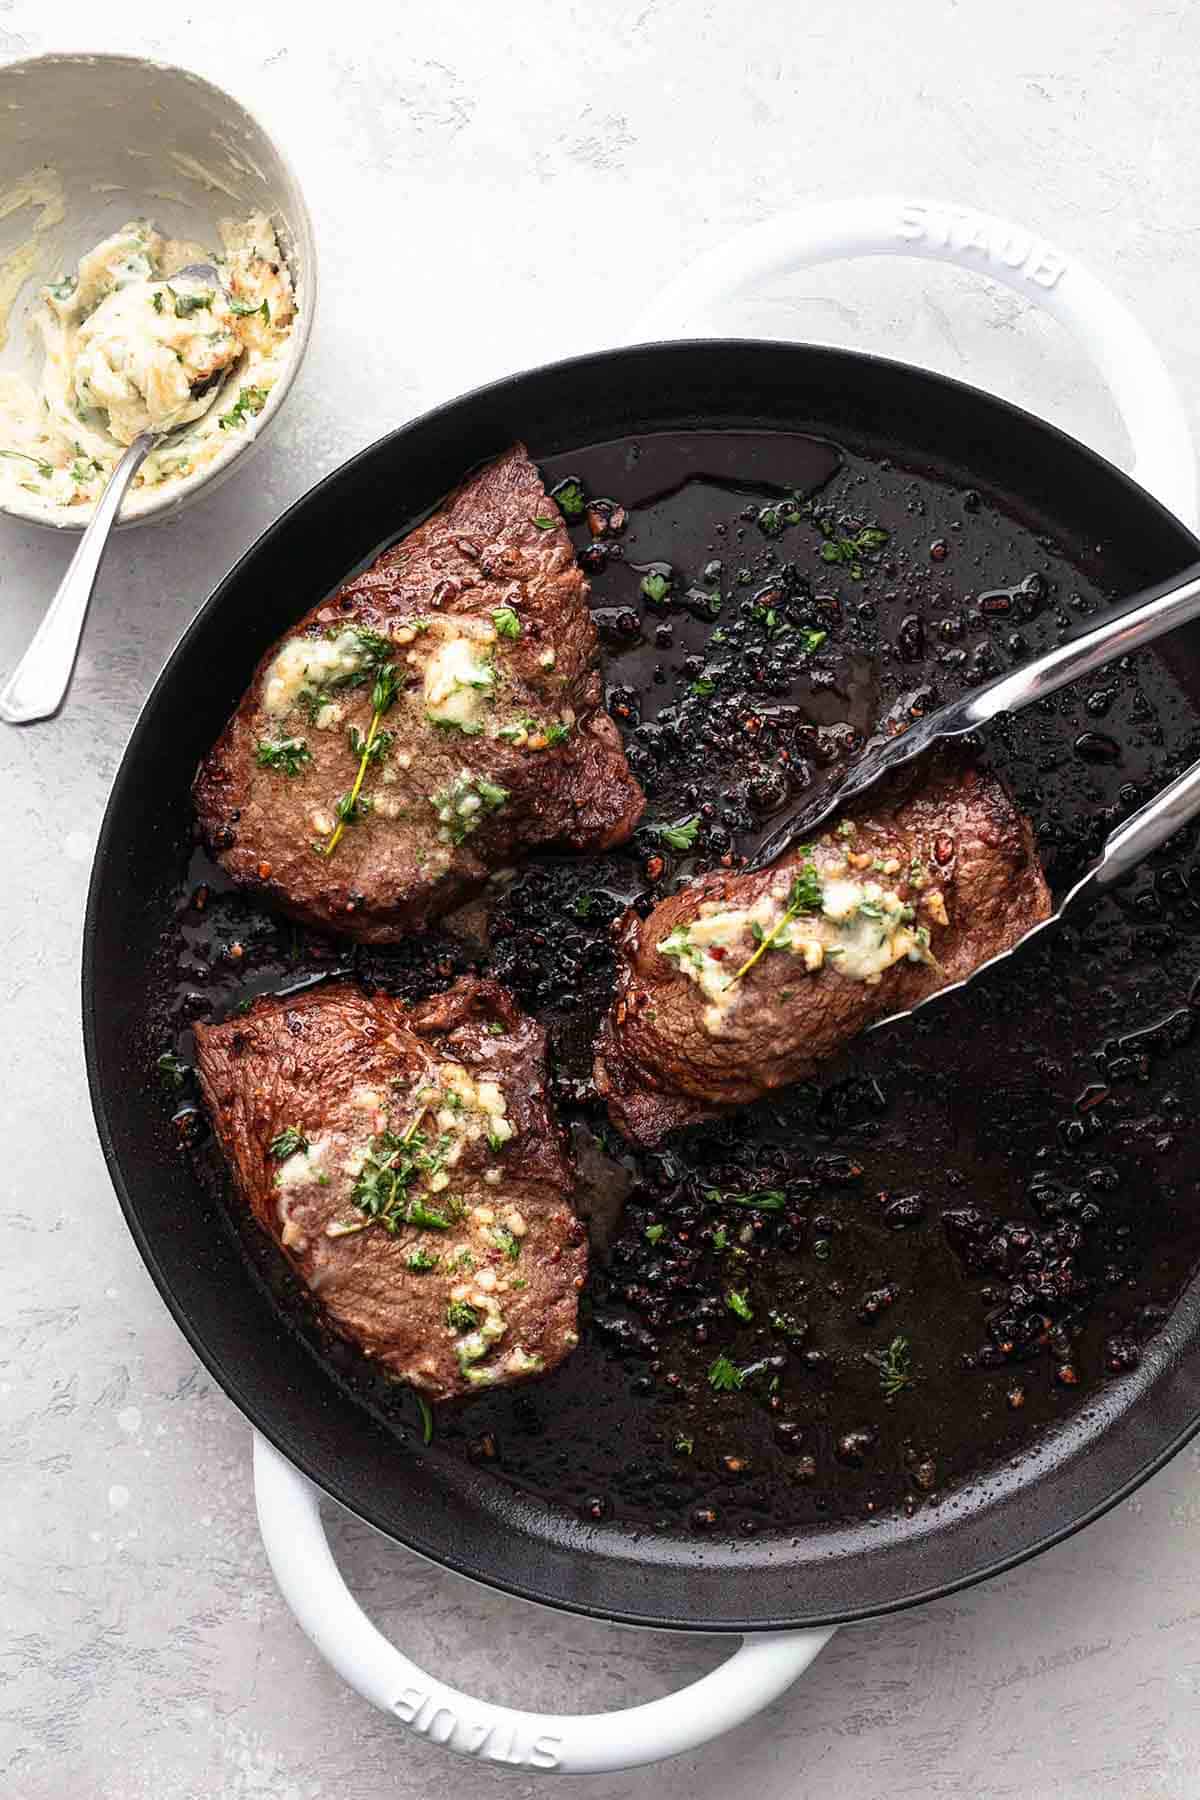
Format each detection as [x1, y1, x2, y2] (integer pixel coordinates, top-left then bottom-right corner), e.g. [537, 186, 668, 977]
[747, 561, 1200, 1027]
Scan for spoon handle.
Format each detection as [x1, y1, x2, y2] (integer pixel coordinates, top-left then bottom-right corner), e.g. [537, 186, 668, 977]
[0, 432, 154, 725]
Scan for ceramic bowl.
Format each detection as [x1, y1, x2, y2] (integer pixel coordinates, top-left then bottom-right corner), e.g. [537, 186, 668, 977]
[0, 51, 316, 529]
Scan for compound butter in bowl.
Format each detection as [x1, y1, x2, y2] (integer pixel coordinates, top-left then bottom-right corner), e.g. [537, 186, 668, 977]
[0, 53, 316, 530]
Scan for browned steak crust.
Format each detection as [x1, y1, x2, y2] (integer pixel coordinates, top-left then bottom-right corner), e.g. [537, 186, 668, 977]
[194, 445, 644, 941]
[193, 977, 586, 1399]
[595, 763, 1052, 1146]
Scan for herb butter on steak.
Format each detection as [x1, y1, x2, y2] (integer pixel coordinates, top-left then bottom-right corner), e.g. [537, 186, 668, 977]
[193, 977, 586, 1399]
[595, 762, 1052, 1146]
[194, 444, 645, 941]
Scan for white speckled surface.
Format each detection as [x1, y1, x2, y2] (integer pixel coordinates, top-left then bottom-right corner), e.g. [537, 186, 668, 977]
[6, 4, 1200, 1794]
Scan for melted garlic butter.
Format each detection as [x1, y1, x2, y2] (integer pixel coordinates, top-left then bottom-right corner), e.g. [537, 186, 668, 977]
[264, 630, 367, 716]
[423, 634, 496, 729]
[660, 845, 946, 1035]
[260, 612, 572, 798]
[0, 211, 295, 516]
[263, 615, 501, 725]
[269, 1067, 540, 1382]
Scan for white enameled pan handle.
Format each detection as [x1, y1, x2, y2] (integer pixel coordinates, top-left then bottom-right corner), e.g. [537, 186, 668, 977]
[253, 1433, 831, 1774]
[633, 195, 1197, 528]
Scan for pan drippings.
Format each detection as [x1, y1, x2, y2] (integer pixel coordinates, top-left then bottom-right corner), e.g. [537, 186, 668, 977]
[150, 430, 1200, 1538]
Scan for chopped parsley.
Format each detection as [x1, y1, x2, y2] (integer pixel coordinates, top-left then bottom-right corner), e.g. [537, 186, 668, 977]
[707, 1353, 746, 1393]
[476, 775, 509, 810]
[573, 892, 595, 919]
[255, 736, 312, 776]
[405, 1248, 439, 1273]
[446, 1300, 481, 1333]
[726, 1290, 753, 1322]
[498, 716, 537, 742]
[269, 1125, 309, 1160]
[640, 569, 671, 605]
[415, 1393, 434, 1445]
[498, 715, 570, 748]
[489, 1225, 521, 1261]
[870, 1334, 914, 1400]
[550, 475, 586, 518]
[218, 385, 268, 430]
[229, 295, 270, 323]
[491, 605, 521, 639]
[799, 627, 828, 654]
[658, 924, 703, 970]
[533, 515, 557, 530]
[431, 772, 509, 846]
[170, 285, 213, 318]
[645, 1223, 666, 1244]
[656, 816, 700, 851]
[428, 713, 484, 736]
[705, 1188, 787, 1212]
[690, 676, 716, 697]
[156, 1050, 189, 1091]
[674, 1434, 695, 1456]
[815, 520, 890, 579]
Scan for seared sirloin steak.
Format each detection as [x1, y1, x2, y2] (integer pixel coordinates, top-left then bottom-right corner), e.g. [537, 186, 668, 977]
[193, 978, 586, 1399]
[595, 763, 1052, 1146]
[194, 445, 645, 941]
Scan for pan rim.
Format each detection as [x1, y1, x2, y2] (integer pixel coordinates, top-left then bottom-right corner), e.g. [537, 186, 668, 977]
[83, 335, 1200, 1631]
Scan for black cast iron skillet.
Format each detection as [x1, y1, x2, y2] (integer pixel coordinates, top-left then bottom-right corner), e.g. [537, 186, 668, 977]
[84, 340, 1200, 1632]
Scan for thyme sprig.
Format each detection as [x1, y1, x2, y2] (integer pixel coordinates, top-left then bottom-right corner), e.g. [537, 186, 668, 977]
[727, 853, 823, 986]
[322, 658, 401, 857]
[329, 1108, 454, 1238]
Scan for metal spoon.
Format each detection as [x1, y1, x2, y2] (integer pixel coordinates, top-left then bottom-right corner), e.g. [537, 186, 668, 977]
[0, 263, 225, 726]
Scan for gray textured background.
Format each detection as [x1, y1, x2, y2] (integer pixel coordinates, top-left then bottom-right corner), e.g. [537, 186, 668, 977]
[5, 2, 1200, 1795]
